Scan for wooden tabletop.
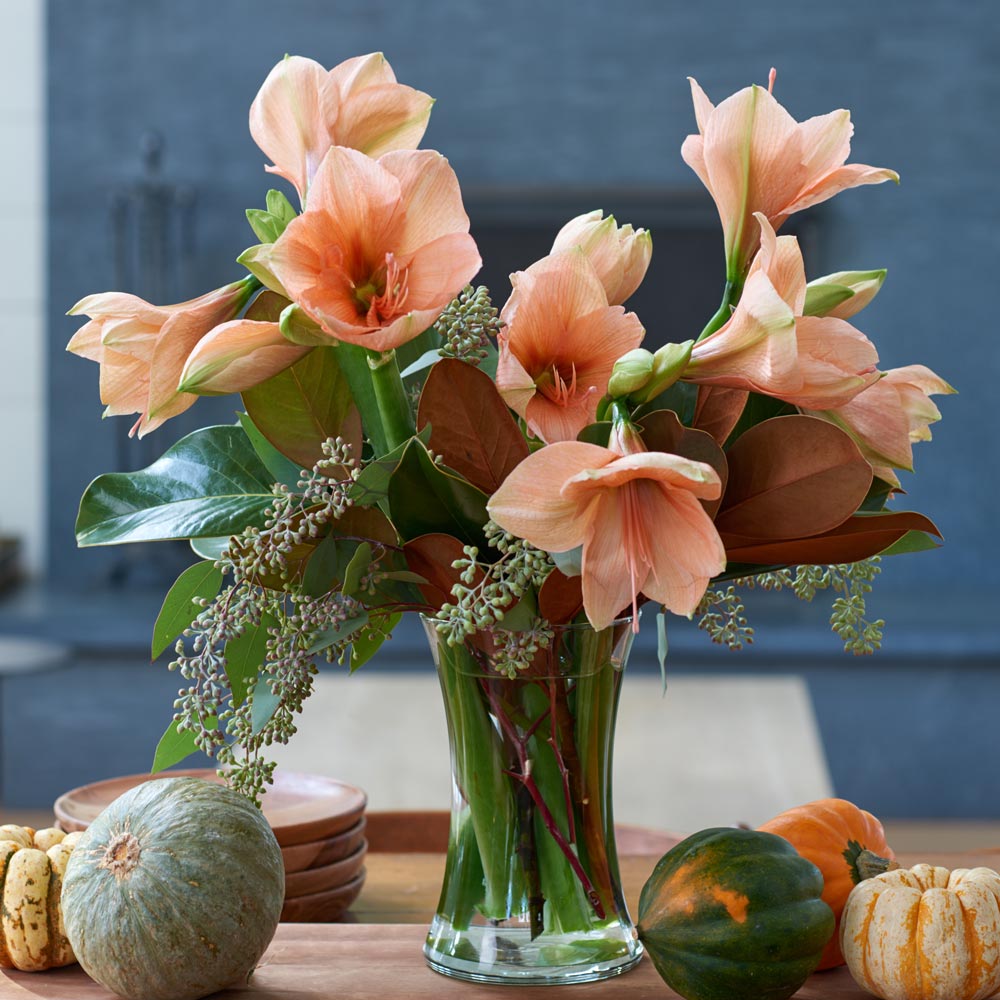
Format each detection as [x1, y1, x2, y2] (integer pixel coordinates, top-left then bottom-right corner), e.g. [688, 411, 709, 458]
[2, 850, 997, 998]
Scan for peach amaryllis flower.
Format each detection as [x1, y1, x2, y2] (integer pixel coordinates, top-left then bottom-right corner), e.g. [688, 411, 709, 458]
[66, 278, 256, 437]
[264, 146, 481, 353]
[682, 69, 898, 278]
[496, 251, 644, 442]
[550, 211, 652, 305]
[807, 365, 955, 485]
[250, 53, 433, 204]
[488, 436, 726, 630]
[178, 291, 311, 395]
[683, 215, 880, 410]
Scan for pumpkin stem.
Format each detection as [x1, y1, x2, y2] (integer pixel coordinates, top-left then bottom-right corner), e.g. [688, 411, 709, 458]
[98, 832, 141, 880]
[849, 844, 899, 883]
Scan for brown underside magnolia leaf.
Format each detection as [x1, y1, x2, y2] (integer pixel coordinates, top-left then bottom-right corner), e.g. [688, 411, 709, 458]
[691, 385, 749, 445]
[637, 408, 729, 518]
[243, 345, 361, 469]
[538, 569, 583, 625]
[716, 415, 872, 540]
[722, 510, 942, 565]
[417, 358, 529, 495]
[403, 532, 483, 612]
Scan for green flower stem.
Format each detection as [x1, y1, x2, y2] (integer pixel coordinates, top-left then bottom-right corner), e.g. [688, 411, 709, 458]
[697, 278, 743, 342]
[438, 642, 521, 920]
[335, 343, 389, 456]
[437, 811, 485, 931]
[367, 348, 416, 452]
[572, 629, 621, 918]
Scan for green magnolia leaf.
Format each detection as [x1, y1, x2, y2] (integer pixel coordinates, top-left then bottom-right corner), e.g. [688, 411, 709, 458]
[552, 546, 583, 577]
[76, 425, 275, 547]
[577, 422, 612, 447]
[307, 611, 370, 655]
[342, 541, 373, 597]
[400, 349, 443, 379]
[656, 609, 668, 695]
[251, 676, 282, 735]
[151, 561, 223, 659]
[723, 391, 796, 447]
[300, 531, 342, 597]
[190, 536, 230, 560]
[351, 612, 402, 672]
[634, 379, 698, 424]
[238, 412, 302, 488]
[151, 715, 217, 774]
[879, 530, 941, 556]
[497, 592, 537, 631]
[397, 325, 443, 373]
[224, 613, 275, 708]
[242, 345, 357, 469]
[350, 426, 431, 507]
[386, 439, 489, 547]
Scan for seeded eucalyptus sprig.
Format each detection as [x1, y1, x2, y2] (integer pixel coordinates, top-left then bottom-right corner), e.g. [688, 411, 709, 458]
[168, 437, 379, 803]
[698, 557, 885, 656]
[436, 285, 500, 364]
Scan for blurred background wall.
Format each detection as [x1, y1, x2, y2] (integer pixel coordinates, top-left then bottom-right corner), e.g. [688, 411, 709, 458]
[1, 0, 997, 820]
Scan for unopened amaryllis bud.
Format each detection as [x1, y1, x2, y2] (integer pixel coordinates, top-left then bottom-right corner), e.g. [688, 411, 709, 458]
[804, 269, 887, 319]
[630, 340, 694, 403]
[551, 210, 652, 305]
[607, 348, 655, 398]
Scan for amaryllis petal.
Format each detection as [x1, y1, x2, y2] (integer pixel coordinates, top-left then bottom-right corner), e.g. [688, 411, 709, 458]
[684, 75, 898, 276]
[749, 215, 806, 313]
[495, 338, 537, 416]
[249, 55, 331, 200]
[579, 491, 636, 630]
[642, 487, 728, 617]
[179, 319, 311, 395]
[326, 51, 397, 96]
[561, 451, 721, 501]
[788, 315, 880, 409]
[486, 442, 611, 553]
[337, 84, 434, 158]
[66, 320, 105, 362]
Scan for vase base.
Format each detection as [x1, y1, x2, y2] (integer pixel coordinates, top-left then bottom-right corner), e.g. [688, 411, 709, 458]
[423, 928, 643, 986]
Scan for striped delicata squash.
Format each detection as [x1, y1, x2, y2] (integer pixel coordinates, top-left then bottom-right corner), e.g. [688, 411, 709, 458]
[0, 824, 81, 971]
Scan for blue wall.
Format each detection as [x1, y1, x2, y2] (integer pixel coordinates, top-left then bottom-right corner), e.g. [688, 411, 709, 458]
[47, 2, 998, 629]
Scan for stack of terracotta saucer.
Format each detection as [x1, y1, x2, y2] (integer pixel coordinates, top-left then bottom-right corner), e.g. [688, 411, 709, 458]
[53, 768, 368, 922]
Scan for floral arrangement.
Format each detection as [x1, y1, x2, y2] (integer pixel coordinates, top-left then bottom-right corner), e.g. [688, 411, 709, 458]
[69, 54, 951, 808]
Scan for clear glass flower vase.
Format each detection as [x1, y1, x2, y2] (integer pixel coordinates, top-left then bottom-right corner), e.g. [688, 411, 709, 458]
[421, 616, 643, 985]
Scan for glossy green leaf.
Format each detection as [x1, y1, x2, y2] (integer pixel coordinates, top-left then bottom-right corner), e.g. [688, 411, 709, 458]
[151, 715, 217, 774]
[386, 439, 489, 547]
[497, 592, 537, 631]
[307, 611, 370, 655]
[238, 411, 302, 488]
[251, 676, 281, 735]
[224, 613, 275, 708]
[301, 531, 342, 597]
[634, 379, 698, 424]
[350, 612, 402, 671]
[350, 426, 431, 507]
[342, 541, 373, 596]
[552, 546, 583, 578]
[879, 529, 941, 556]
[190, 536, 230, 560]
[242, 345, 356, 468]
[577, 422, 612, 447]
[151, 560, 223, 659]
[723, 391, 796, 447]
[400, 349, 443, 379]
[76, 425, 274, 547]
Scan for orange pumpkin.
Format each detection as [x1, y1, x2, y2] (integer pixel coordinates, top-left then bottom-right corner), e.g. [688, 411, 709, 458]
[758, 797, 895, 969]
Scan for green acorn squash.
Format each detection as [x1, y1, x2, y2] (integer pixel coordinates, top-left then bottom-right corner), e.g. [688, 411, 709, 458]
[638, 827, 834, 1000]
[61, 777, 284, 1000]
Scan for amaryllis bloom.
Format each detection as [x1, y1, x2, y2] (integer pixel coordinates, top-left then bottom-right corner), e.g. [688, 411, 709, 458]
[496, 251, 644, 442]
[684, 215, 881, 410]
[250, 53, 433, 203]
[264, 146, 480, 353]
[682, 71, 898, 277]
[66, 278, 256, 437]
[809, 365, 955, 484]
[550, 210, 652, 305]
[178, 292, 311, 395]
[487, 439, 726, 630]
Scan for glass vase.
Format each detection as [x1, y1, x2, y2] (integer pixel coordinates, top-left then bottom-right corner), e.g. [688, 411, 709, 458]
[421, 616, 643, 985]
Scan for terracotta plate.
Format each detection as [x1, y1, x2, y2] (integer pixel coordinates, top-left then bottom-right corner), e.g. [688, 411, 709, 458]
[53, 768, 367, 845]
[280, 869, 366, 922]
[282, 817, 367, 874]
[284, 841, 368, 898]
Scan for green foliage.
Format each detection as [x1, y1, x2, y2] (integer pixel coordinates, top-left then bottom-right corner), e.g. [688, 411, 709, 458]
[152, 714, 217, 773]
[76, 425, 275, 547]
[152, 561, 224, 659]
[224, 613, 276, 708]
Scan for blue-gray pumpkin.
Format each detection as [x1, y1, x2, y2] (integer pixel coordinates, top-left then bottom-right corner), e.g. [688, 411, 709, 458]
[62, 777, 284, 1000]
